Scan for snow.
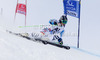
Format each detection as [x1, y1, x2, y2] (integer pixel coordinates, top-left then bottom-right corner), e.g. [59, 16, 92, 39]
[0, 0, 100, 60]
[0, 27, 100, 60]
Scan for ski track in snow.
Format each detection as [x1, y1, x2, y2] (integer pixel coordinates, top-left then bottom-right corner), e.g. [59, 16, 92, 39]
[0, 28, 100, 60]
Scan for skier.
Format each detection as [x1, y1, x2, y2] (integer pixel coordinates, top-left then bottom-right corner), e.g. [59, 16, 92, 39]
[20, 15, 68, 45]
[41, 15, 68, 45]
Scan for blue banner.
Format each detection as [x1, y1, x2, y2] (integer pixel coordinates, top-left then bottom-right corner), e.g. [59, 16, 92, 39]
[63, 0, 80, 18]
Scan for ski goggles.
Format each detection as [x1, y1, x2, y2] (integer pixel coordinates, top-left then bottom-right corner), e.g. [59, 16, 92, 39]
[59, 20, 67, 24]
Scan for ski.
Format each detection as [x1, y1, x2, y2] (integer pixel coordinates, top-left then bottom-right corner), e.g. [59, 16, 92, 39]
[34, 38, 70, 49]
[6, 30, 70, 50]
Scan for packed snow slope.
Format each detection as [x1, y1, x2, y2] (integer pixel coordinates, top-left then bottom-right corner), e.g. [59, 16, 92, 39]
[0, 27, 100, 60]
[1, 0, 100, 54]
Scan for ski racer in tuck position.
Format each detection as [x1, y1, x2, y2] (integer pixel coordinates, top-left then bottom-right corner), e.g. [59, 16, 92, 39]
[40, 15, 68, 45]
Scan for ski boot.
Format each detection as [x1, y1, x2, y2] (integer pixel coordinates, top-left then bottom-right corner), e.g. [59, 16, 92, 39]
[58, 38, 63, 45]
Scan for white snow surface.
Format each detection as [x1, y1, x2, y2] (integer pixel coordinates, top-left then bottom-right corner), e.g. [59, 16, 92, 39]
[0, 0, 100, 60]
[0, 27, 100, 60]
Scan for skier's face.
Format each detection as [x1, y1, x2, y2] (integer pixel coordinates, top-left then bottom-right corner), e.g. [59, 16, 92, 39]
[58, 23, 65, 27]
[58, 23, 62, 26]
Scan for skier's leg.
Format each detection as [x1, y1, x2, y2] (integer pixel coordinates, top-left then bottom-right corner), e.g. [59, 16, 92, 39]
[53, 35, 63, 45]
[58, 38, 63, 45]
